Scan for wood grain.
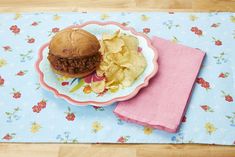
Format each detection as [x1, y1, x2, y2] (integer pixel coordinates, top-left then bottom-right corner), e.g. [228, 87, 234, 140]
[0, 0, 234, 12]
[0, 0, 235, 157]
[1, 144, 235, 157]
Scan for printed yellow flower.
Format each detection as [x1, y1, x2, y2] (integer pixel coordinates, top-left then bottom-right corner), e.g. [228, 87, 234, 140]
[141, 15, 149, 21]
[100, 14, 109, 20]
[0, 58, 7, 68]
[92, 121, 103, 133]
[144, 127, 153, 135]
[57, 76, 69, 82]
[189, 14, 198, 21]
[31, 122, 42, 133]
[53, 14, 61, 21]
[14, 13, 22, 20]
[205, 122, 217, 134]
[230, 16, 235, 23]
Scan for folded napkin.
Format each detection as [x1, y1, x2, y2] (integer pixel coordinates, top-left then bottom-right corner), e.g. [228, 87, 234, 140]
[114, 36, 205, 133]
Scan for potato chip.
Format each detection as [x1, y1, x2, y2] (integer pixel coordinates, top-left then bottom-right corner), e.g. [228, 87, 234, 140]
[91, 80, 105, 94]
[99, 61, 109, 71]
[104, 38, 124, 53]
[113, 68, 124, 83]
[98, 30, 147, 90]
[99, 40, 106, 55]
[96, 68, 104, 77]
[120, 35, 138, 51]
[121, 69, 135, 87]
[108, 85, 119, 93]
[102, 30, 120, 40]
[105, 63, 120, 81]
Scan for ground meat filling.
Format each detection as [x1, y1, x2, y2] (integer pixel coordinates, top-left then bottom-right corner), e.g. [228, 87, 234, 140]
[48, 53, 100, 74]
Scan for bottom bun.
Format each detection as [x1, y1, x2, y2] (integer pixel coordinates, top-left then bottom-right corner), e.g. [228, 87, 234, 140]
[51, 66, 96, 78]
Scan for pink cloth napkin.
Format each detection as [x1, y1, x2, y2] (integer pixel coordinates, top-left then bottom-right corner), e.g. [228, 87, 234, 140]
[114, 36, 205, 133]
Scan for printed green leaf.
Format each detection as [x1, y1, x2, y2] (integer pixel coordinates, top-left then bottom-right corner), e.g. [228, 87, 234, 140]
[69, 79, 85, 93]
[5, 112, 11, 115]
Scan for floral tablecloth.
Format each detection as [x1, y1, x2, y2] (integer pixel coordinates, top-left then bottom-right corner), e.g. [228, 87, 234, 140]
[0, 12, 235, 145]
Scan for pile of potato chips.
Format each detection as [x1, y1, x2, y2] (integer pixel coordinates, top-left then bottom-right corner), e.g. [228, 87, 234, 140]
[91, 30, 147, 93]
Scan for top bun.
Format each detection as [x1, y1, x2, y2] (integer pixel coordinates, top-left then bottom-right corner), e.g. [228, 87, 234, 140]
[49, 28, 100, 58]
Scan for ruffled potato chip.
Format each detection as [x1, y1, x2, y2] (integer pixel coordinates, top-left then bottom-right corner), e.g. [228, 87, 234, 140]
[105, 63, 120, 81]
[91, 79, 105, 94]
[108, 85, 119, 93]
[96, 67, 105, 77]
[102, 30, 120, 40]
[104, 38, 124, 53]
[122, 69, 136, 87]
[99, 40, 106, 55]
[97, 30, 147, 91]
[120, 35, 138, 51]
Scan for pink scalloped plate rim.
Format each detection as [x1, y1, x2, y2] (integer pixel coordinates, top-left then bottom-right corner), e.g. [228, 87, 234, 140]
[35, 21, 158, 106]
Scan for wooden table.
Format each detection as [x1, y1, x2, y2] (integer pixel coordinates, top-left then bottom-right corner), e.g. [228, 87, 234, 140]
[0, 1, 235, 157]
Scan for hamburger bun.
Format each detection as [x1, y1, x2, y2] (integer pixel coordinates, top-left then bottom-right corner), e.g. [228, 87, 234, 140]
[47, 28, 101, 78]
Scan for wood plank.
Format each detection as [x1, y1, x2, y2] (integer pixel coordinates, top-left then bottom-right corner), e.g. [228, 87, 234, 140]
[0, 0, 234, 12]
[192, 0, 235, 12]
[1, 144, 235, 157]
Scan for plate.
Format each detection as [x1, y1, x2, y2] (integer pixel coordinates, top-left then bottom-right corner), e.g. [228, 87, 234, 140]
[35, 21, 158, 106]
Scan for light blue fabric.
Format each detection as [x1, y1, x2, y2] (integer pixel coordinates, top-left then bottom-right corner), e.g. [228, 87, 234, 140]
[0, 12, 235, 145]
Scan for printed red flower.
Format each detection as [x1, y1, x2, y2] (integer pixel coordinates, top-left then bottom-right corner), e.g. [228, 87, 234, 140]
[117, 136, 125, 143]
[66, 113, 75, 121]
[93, 106, 100, 110]
[219, 73, 225, 78]
[12, 28, 20, 34]
[191, 27, 202, 36]
[181, 115, 187, 123]
[137, 47, 142, 52]
[61, 82, 69, 86]
[10, 25, 17, 30]
[215, 40, 222, 46]
[201, 81, 210, 89]
[196, 78, 210, 89]
[2, 134, 13, 140]
[201, 105, 209, 111]
[27, 38, 35, 43]
[16, 71, 25, 76]
[10, 25, 20, 34]
[191, 27, 198, 32]
[13, 92, 21, 99]
[195, 29, 203, 36]
[196, 77, 205, 84]
[143, 28, 150, 34]
[225, 95, 233, 102]
[32, 105, 41, 113]
[3, 46, 12, 52]
[31, 22, 38, 26]
[200, 105, 214, 112]
[221, 91, 233, 103]
[37, 100, 47, 109]
[0, 76, 4, 86]
[219, 72, 229, 78]
[52, 27, 60, 33]
[65, 107, 76, 121]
